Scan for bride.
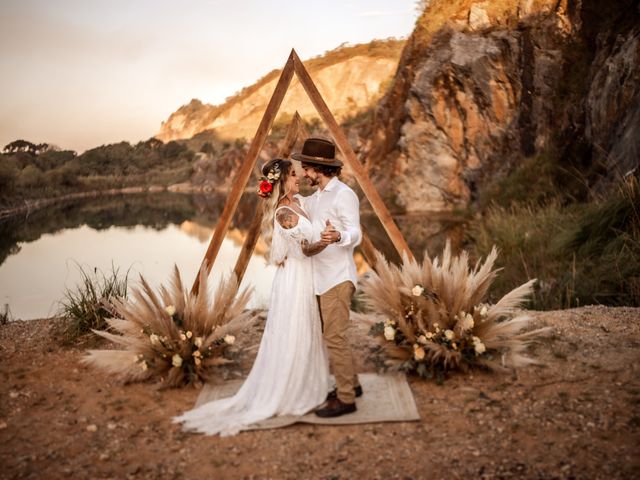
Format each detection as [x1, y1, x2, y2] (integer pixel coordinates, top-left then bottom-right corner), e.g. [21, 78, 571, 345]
[173, 158, 332, 436]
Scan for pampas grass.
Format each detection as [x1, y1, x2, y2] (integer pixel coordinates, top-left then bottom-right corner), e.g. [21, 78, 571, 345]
[82, 265, 255, 387]
[357, 242, 548, 381]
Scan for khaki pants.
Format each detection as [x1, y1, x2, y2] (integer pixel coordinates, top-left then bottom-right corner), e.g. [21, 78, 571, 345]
[318, 281, 359, 404]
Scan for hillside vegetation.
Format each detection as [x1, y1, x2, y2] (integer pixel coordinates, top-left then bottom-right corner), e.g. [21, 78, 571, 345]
[0, 139, 194, 210]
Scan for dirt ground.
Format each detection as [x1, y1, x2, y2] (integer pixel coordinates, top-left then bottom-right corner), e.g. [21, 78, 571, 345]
[1, 306, 639, 480]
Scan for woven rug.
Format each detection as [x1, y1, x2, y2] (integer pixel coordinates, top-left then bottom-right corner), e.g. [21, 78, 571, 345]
[194, 373, 420, 430]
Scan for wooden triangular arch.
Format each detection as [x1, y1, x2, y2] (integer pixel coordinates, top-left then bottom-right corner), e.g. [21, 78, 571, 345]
[192, 49, 413, 294]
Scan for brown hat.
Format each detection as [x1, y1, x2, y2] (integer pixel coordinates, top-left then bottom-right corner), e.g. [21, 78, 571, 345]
[291, 137, 343, 167]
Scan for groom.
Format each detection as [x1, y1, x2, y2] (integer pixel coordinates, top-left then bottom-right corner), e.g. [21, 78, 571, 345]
[292, 137, 363, 418]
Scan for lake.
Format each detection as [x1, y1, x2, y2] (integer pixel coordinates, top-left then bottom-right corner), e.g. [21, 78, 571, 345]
[0, 192, 464, 320]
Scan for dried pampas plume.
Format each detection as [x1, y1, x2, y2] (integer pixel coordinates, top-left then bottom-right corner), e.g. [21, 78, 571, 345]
[356, 242, 549, 380]
[82, 265, 255, 387]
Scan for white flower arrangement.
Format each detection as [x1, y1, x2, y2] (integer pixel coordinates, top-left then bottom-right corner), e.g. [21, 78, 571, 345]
[358, 242, 549, 381]
[82, 266, 256, 388]
[267, 170, 280, 181]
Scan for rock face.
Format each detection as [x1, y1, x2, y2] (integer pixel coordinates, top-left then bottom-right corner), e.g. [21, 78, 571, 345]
[157, 41, 404, 142]
[365, 0, 640, 212]
[586, 29, 640, 178]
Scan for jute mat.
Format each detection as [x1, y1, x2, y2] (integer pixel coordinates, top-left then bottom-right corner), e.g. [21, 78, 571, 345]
[194, 373, 420, 430]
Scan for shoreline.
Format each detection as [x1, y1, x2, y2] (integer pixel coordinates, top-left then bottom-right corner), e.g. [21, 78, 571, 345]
[0, 186, 460, 223]
[0, 184, 259, 222]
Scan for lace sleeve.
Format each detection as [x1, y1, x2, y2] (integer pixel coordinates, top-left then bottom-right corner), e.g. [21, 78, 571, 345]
[269, 226, 288, 266]
[269, 207, 305, 266]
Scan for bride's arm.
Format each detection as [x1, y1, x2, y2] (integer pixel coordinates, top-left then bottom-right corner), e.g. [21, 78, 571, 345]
[301, 239, 328, 257]
[276, 207, 328, 257]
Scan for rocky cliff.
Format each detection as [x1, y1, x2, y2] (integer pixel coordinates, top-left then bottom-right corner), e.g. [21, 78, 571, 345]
[364, 0, 640, 212]
[156, 40, 404, 142]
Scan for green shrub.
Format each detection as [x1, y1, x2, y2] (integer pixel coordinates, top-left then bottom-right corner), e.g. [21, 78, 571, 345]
[44, 163, 80, 188]
[17, 164, 44, 189]
[470, 202, 570, 308]
[0, 161, 17, 196]
[58, 263, 129, 343]
[478, 152, 572, 209]
[162, 141, 186, 158]
[469, 176, 640, 308]
[557, 176, 640, 306]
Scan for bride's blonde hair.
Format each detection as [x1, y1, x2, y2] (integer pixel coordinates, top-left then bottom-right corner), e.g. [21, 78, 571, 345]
[259, 158, 293, 246]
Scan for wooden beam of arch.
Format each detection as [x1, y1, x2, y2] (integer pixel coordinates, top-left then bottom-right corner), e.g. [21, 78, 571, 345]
[231, 112, 307, 284]
[191, 52, 295, 295]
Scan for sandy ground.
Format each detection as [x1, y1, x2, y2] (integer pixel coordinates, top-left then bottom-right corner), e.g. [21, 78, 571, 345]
[1, 306, 639, 480]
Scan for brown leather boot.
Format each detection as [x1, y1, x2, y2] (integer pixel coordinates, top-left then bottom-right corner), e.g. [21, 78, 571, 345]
[325, 385, 363, 402]
[315, 398, 357, 418]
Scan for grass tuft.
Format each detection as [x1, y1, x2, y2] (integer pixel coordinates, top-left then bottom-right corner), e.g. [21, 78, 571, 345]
[0, 306, 10, 325]
[58, 263, 129, 343]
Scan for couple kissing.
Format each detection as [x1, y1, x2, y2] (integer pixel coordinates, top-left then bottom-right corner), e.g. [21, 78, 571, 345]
[174, 137, 363, 436]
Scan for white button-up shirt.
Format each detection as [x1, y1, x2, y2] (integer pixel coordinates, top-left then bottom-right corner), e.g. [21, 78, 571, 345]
[302, 177, 361, 295]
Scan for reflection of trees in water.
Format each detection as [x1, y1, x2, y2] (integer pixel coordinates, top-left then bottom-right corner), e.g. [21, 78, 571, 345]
[190, 192, 259, 230]
[0, 192, 261, 265]
[361, 211, 466, 264]
[0, 191, 464, 268]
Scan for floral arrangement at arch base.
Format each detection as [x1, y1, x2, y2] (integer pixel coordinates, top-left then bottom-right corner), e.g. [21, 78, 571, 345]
[358, 242, 549, 383]
[82, 265, 255, 388]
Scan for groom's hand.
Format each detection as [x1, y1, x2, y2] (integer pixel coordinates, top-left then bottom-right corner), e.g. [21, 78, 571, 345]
[321, 219, 341, 244]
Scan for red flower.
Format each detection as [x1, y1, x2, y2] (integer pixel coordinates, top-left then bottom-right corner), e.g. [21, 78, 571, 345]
[259, 180, 273, 195]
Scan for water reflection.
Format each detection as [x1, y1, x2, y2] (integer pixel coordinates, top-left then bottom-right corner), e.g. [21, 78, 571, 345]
[361, 211, 466, 264]
[0, 193, 465, 320]
[0, 192, 265, 320]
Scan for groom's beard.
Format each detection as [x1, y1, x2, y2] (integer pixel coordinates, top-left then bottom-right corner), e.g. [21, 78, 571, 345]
[307, 177, 320, 187]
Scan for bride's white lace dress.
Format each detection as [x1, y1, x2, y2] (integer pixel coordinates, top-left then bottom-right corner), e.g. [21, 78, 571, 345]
[173, 205, 330, 436]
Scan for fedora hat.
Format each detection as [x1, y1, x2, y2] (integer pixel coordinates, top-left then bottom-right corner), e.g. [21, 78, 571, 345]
[291, 137, 343, 167]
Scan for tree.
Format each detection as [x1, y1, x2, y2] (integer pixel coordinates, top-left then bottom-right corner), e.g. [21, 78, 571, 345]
[162, 141, 186, 158]
[35, 143, 50, 155]
[3, 140, 38, 155]
[143, 138, 163, 150]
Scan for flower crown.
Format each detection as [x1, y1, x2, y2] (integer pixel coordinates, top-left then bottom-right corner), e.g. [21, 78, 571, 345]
[257, 161, 282, 198]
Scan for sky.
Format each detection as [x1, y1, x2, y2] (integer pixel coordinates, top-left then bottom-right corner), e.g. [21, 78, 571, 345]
[0, 0, 418, 152]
